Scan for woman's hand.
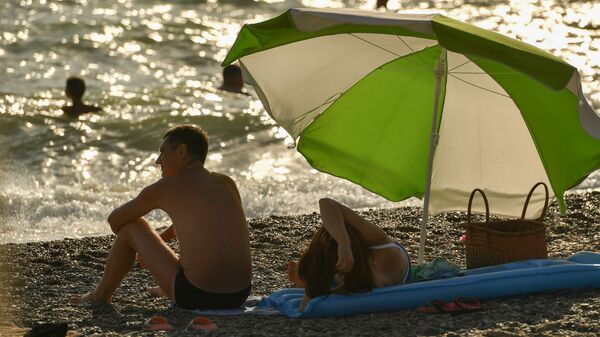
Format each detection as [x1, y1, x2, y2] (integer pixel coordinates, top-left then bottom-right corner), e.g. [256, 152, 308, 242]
[336, 242, 355, 273]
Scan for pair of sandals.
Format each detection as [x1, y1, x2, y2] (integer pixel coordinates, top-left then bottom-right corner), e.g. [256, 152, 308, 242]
[417, 297, 481, 315]
[143, 316, 217, 332]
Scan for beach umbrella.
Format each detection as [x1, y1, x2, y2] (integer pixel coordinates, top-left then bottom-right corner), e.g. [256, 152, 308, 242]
[223, 8, 600, 263]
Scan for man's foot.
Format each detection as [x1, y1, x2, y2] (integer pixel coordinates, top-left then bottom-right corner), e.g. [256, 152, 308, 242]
[71, 291, 111, 304]
[287, 261, 305, 287]
[147, 286, 168, 298]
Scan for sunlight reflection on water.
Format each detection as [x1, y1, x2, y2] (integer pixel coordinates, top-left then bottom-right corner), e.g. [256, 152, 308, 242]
[0, 0, 598, 242]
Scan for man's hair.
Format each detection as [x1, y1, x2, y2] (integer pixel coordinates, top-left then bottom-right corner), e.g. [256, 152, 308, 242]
[66, 76, 86, 98]
[223, 64, 242, 82]
[162, 125, 209, 163]
[298, 224, 374, 298]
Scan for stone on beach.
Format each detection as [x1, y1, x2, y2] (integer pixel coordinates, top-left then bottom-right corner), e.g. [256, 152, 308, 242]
[0, 192, 599, 336]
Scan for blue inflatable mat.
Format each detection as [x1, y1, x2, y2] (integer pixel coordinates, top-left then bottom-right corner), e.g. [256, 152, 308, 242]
[260, 251, 600, 317]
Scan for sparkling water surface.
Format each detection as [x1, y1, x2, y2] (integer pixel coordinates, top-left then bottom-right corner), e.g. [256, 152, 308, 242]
[0, 0, 599, 243]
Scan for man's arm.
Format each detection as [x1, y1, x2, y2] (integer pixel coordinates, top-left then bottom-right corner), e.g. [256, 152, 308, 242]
[107, 180, 165, 234]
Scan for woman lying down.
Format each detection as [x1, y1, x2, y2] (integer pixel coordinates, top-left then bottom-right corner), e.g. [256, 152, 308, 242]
[287, 198, 412, 310]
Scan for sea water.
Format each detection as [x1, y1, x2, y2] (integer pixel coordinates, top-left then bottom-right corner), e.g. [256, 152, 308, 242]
[0, 0, 598, 243]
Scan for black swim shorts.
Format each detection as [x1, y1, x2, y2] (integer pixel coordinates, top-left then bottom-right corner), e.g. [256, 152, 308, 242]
[174, 268, 251, 310]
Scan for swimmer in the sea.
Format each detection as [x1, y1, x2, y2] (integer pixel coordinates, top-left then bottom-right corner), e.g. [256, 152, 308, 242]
[61, 76, 101, 118]
[219, 64, 248, 95]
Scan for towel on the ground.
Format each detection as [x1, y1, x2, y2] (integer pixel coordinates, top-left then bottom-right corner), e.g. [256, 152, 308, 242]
[412, 257, 462, 281]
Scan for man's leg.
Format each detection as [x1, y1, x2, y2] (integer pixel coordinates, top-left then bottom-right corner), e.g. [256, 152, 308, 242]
[77, 218, 179, 303]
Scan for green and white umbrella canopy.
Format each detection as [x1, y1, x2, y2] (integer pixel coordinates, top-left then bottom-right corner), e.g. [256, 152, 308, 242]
[223, 8, 600, 260]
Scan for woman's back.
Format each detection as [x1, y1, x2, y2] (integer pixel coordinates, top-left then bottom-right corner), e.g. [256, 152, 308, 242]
[368, 242, 411, 287]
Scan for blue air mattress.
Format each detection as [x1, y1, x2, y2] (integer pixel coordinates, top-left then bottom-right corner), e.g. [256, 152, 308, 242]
[260, 251, 600, 317]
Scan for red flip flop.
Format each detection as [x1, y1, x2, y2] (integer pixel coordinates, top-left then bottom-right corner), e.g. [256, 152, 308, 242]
[187, 316, 218, 332]
[455, 297, 481, 311]
[433, 297, 481, 315]
[416, 305, 441, 314]
[417, 297, 481, 315]
[142, 316, 173, 331]
[431, 300, 464, 313]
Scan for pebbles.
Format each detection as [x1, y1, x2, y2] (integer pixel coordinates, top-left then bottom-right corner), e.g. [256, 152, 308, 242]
[0, 192, 599, 336]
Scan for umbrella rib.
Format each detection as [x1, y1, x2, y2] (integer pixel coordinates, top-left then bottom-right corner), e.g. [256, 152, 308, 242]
[348, 33, 432, 72]
[449, 60, 471, 72]
[448, 73, 511, 98]
[348, 33, 401, 57]
[289, 93, 343, 127]
[451, 71, 521, 75]
[448, 60, 521, 75]
[392, 33, 434, 72]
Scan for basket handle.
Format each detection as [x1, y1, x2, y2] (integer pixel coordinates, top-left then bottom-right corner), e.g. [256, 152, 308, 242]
[521, 182, 549, 220]
[467, 188, 490, 225]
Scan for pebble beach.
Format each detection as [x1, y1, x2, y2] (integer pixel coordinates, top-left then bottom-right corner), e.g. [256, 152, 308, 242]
[1, 191, 599, 336]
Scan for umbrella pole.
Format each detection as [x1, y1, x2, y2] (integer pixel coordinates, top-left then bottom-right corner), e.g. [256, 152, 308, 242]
[417, 48, 447, 265]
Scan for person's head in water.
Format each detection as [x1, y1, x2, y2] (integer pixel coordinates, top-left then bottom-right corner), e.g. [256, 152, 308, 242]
[297, 224, 375, 299]
[157, 125, 209, 177]
[220, 64, 244, 93]
[62, 76, 101, 117]
[65, 76, 86, 101]
[376, 0, 388, 9]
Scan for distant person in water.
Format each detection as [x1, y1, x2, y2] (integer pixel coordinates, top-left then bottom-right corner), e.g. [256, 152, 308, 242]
[219, 64, 247, 94]
[62, 76, 101, 117]
[74, 124, 252, 310]
[376, 0, 389, 9]
[287, 198, 411, 310]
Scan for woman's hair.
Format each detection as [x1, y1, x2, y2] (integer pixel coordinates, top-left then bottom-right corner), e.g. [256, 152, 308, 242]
[297, 223, 374, 298]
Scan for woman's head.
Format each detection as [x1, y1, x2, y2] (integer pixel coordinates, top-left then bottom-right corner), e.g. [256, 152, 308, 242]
[298, 224, 374, 298]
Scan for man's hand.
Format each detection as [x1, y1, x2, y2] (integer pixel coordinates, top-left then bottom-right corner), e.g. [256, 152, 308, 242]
[336, 242, 354, 273]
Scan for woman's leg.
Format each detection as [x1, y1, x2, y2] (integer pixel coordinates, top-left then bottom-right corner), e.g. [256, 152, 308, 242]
[76, 218, 179, 303]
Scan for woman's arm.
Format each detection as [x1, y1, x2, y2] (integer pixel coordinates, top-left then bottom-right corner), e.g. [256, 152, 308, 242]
[319, 198, 390, 245]
[299, 294, 311, 311]
[319, 198, 391, 273]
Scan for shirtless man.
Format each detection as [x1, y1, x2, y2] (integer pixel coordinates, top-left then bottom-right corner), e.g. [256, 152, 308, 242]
[62, 76, 101, 118]
[75, 125, 252, 309]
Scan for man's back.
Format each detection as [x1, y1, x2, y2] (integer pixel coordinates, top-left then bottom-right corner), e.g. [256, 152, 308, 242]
[159, 167, 251, 292]
[75, 124, 251, 309]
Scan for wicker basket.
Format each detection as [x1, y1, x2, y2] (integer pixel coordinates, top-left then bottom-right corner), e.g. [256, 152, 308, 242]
[465, 182, 549, 269]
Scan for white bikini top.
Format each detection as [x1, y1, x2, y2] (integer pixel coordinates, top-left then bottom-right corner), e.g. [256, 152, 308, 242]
[369, 242, 411, 283]
[369, 242, 403, 251]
